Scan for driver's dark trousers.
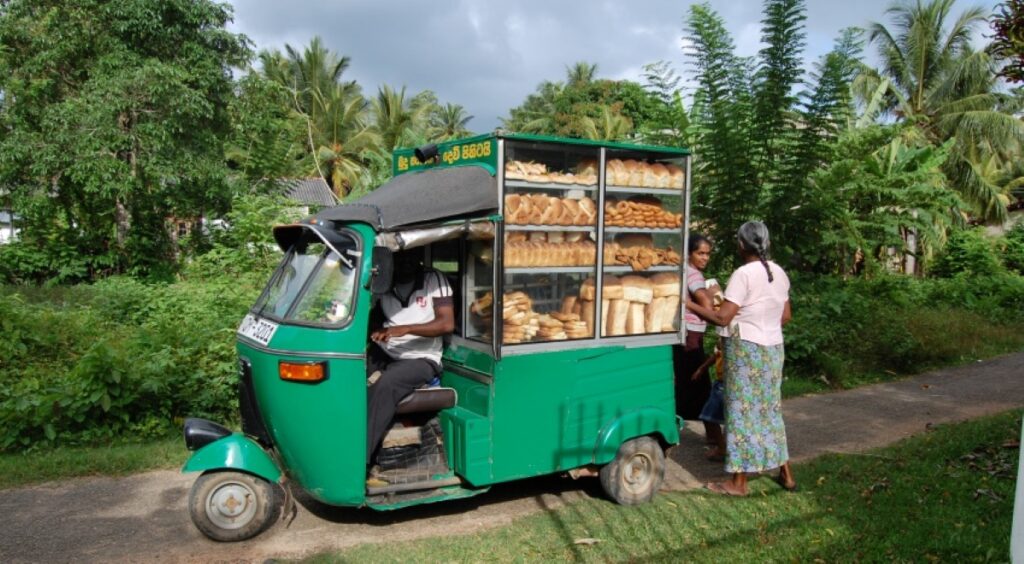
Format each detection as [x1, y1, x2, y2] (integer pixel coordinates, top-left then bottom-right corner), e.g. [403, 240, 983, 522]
[365, 344, 441, 461]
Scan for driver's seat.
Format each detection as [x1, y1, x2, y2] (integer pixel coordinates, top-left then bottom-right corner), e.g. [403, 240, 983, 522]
[395, 383, 456, 414]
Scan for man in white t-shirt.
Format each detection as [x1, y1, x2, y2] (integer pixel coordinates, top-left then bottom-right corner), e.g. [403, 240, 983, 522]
[365, 249, 454, 463]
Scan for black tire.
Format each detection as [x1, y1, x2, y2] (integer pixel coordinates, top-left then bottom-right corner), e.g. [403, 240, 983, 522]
[599, 436, 665, 505]
[188, 471, 283, 542]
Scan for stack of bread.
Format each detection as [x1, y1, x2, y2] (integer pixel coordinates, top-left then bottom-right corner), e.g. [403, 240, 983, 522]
[505, 194, 597, 226]
[604, 197, 683, 229]
[605, 159, 684, 189]
[502, 291, 540, 344]
[504, 239, 596, 267]
[535, 312, 589, 340]
[575, 273, 680, 336]
[505, 160, 597, 186]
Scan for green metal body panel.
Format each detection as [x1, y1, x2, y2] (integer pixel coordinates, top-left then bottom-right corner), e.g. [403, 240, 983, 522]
[233, 222, 377, 507]
[181, 434, 283, 483]
[437, 342, 678, 486]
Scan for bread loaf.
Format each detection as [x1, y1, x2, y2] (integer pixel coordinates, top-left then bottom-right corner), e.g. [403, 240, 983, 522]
[645, 297, 666, 333]
[649, 272, 681, 297]
[661, 295, 680, 331]
[627, 302, 646, 335]
[606, 299, 630, 336]
[666, 163, 684, 189]
[620, 275, 654, 304]
[579, 298, 595, 337]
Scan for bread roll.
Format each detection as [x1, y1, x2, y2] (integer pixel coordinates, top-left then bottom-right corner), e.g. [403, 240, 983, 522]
[620, 275, 654, 304]
[666, 164, 684, 189]
[540, 197, 563, 225]
[627, 302, 646, 334]
[650, 163, 670, 188]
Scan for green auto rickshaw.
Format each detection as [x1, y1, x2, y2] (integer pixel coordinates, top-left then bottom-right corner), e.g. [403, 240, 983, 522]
[182, 133, 693, 541]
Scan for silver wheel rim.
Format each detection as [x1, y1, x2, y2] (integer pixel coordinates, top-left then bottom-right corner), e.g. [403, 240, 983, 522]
[205, 481, 258, 530]
[621, 452, 654, 494]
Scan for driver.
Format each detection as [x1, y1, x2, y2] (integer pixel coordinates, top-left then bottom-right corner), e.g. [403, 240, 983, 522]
[366, 248, 454, 465]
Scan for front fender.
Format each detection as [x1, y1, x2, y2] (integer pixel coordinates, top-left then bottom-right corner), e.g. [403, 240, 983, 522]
[182, 433, 283, 483]
[592, 408, 680, 465]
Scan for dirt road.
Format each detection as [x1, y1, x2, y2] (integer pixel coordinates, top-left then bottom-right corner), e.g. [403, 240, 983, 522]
[1, 353, 1021, 563]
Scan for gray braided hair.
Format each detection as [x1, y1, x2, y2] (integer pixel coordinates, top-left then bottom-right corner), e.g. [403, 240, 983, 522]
[737, 221, 773, 283]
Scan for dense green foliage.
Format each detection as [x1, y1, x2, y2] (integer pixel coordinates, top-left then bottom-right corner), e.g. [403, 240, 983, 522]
[0, 0, 250, 281]
[3, 261, 1023, 452]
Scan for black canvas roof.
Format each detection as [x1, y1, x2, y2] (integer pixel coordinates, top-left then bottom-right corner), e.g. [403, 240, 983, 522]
[272, 165, 497, 251]
[312, 165, 497, 230]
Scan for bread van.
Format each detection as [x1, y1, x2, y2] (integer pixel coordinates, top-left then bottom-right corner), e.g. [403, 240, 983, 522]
[180, 133, 693, 541]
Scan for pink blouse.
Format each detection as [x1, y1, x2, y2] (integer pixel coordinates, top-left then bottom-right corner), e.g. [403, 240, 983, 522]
[722, 260, 790, 346]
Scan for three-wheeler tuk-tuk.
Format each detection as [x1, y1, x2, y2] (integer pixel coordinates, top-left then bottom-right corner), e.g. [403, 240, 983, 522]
[182, 133, 693, 541]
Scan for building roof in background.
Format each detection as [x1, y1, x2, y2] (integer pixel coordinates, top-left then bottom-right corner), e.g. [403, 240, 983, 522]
[279, 177, 338, 207]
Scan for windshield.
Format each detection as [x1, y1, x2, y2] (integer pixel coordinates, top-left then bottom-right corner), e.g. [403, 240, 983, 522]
[254, 234, 359, 326]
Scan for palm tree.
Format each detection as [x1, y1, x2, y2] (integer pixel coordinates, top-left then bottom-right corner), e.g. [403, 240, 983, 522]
[566, 61, 599, 88]
[257, 38, 379, 196]
[579, 105, 634, 141]
[863, 0, 1024, 222]
[372, 85, 430, 152]
[428, 103, 474, 142]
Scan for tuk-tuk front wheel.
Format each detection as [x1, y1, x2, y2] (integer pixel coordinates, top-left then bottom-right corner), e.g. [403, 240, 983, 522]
[599, 436, 665, 505]
[188, 471, 283, 542]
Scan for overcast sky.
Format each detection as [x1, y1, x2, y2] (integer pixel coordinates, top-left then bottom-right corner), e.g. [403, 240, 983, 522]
[226, 0, 1000, 132]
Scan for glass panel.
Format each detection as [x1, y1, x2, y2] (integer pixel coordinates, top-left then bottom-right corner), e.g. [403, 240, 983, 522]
[466, 227, 495, 343]
[601, 150, 687, 337]
[255, 243, 326, 319]
[501, 141, 600, 344]
[290, 249, 358, 324]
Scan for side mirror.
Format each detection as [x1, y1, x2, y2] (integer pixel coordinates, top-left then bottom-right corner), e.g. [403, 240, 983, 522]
[370, 246, 394, 294]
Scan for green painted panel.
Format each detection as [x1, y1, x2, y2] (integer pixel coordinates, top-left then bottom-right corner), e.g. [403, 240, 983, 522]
[393, 135, 498, 175]
[487, 345, 677, 483]
[366, 484, 490, 511]
[182, 433, 282, 482]
[440, 406, 491, 485]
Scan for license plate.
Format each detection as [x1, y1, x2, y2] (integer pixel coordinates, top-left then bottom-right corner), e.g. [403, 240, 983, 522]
[237, 314, 279, 347]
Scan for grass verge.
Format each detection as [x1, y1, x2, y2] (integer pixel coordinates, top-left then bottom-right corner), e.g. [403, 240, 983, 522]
[0, 437, 187, 489]
[306, 410, 1022, 563]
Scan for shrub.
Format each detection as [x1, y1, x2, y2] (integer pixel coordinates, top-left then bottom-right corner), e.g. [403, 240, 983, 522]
[1000, 222, 1024, 275]
[929, 228, 1004, 278]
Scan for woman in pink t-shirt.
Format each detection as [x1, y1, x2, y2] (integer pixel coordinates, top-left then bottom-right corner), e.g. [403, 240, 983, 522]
[685, 221, 796, 496]
[673, 233, 724, 460]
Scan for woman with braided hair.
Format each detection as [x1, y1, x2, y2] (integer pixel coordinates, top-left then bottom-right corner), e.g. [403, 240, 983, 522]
[685, 221, 796, 496]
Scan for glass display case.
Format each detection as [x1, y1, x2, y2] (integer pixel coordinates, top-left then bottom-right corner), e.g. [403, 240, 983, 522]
[492, 139, 689, 347]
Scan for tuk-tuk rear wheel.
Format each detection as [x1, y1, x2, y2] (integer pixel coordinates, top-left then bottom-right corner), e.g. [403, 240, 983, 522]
[599, 436, 665, 506]
[188, 471, 283, 542]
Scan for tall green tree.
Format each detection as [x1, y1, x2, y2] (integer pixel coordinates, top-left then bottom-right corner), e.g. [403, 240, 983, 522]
[864, 0, 1024, 222]
[372, 84, 430, 152]
[684, 3, 760, 249]
[427, 103, 474, 142]
[258, 38, 379, 196]
[0, 0, 249, 281]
